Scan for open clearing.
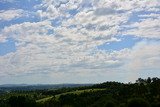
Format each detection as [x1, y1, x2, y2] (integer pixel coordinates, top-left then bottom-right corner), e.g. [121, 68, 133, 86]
[36, 88, 105, 103]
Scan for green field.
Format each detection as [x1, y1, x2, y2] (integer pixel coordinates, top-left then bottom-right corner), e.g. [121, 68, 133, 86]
[36, 88, 105, 103]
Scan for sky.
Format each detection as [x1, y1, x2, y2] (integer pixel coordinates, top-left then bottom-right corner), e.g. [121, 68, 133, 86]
[0, 0, 160, 84]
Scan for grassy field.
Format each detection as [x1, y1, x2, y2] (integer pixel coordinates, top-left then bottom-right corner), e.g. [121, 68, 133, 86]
[36, 88, 105, 103]
[36, 96, 53, 103]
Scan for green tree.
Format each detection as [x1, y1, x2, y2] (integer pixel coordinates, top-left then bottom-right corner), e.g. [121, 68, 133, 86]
[8, 96, 36, 107]
[128, 98, 150, 107]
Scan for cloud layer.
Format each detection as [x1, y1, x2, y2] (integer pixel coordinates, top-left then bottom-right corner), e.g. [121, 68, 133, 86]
[0, 0, 160, 84]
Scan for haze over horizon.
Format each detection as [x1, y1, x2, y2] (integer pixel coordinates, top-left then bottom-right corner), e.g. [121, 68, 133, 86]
[0, 0, 160, 84]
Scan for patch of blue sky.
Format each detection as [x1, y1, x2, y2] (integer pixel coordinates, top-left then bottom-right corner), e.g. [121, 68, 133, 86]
[67, 25, 77, 29]
[0, 38, 16, 56]
[0, 0, 42, 11]
[54, 0, 69, 8]
[47, 29, 54, 35]
[128, 11, 160, 23]
[0, 13, 40, 29]
[68, 9, 79, 16]
[97, 35, 142, 51]
[0, 2, 14, 10]
[17, 0, 42, 11]
[121, 10, 160, 32]
[51, 18, 62, 27]
[80, 0, 93, 9]
[128, 12, 141, 23]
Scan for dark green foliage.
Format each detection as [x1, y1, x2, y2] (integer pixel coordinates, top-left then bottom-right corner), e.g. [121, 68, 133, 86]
[8, 96, 36, 107]
[127, 98, 150, 107]
[151, 102, 160, 107]
[37, 98, 61, 107]
[104, 100, 116, 107]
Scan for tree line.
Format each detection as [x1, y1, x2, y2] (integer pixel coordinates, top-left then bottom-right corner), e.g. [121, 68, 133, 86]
[0, 77, 160, 107]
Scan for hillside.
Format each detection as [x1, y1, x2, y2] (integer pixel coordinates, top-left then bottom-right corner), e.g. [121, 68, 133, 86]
[0, 77, 160, 107]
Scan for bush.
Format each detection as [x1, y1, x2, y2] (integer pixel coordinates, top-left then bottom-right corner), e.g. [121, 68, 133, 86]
[128, 98, 150, 107]
[104, 100, 116, 107]
[8, 96, 36, 107]
[151, 102, 160, 107]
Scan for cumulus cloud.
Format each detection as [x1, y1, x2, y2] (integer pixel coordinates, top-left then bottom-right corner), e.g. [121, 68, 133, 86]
[0, 9, 25, 21]
[0, 21, 54, 42]
[124, 18, 160, 39]
[127, 41, 160, 71]
[122, 40, 160, 81]
[94, 7, 122, 16]
[37, 0, 83, 20]
[0, 19, 127, 77]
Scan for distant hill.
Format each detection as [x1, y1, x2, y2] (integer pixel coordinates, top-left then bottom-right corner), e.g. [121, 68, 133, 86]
[0, 84, 92, 91]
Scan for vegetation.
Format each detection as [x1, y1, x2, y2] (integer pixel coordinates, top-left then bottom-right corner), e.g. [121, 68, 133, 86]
[0, 77, 160, 107]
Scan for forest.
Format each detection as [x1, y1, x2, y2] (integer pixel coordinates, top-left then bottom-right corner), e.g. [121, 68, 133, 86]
[0, 77, 160, 107]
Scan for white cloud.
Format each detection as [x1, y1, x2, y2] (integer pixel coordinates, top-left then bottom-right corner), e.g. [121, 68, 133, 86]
[0, 9, 24, 21]
[138, 13, 160, 18]
[37, 0, 83, 20]
[127, 41, 160, 71]
[120, 40, 160, 81]
[0, 21, 54, 42]
[0, 19, 126, 77]
[124, 18, 160, 39]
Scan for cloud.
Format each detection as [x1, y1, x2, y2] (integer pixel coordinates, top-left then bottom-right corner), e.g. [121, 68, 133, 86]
[0, 21, 54, 42]
[0, 19, 127, 77]
[138, 13, 160, 18]
[59, 9, 128, 45]
[120, 40, 160, 81]
[127, 40, 160, 71]
[0, 0, 160, 83]
[124, 18, 160, 39]
[94, 8, 119, 16]
[0, 9, 25, 21]
[37, 0, 83, 20]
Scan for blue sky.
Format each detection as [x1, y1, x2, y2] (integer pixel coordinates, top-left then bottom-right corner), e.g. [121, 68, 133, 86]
[0, 38, 16, 55]
[0, 0, 160, 84]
